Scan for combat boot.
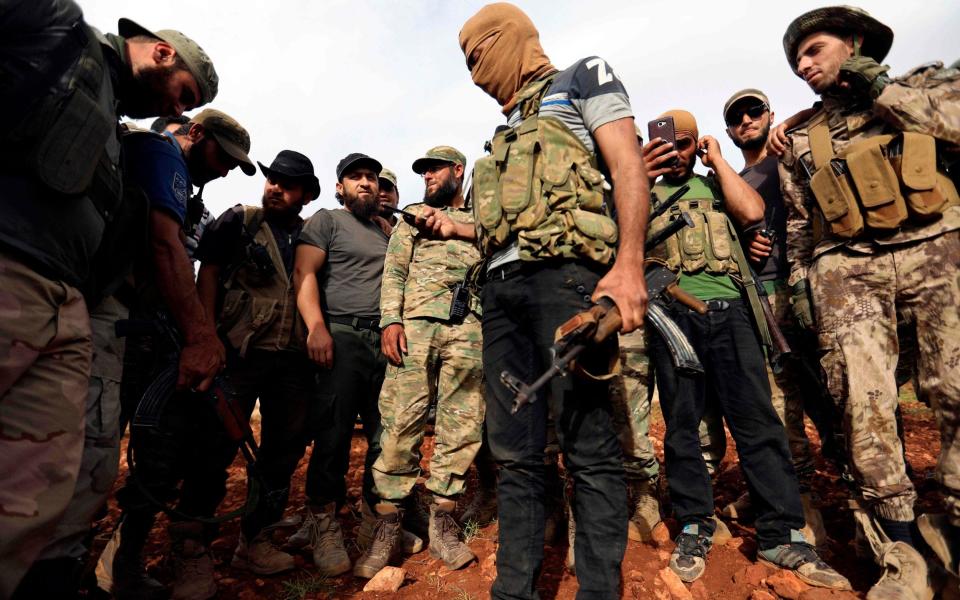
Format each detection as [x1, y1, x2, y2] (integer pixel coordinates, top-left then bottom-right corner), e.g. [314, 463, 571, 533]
[627, 478, 662, 542]
[168, 521, 217, 600]
[232, 531, 295, 575]
[357, 501, 424, 554]
[108, 514, 166, 600]
[867, 542, 934, 600]
[301, 503, 351, 576]
[918, 513, 960, 578]
[429, 498, 476, 570]
[800, 492, 829, 548]
[353, 503, 403, 579]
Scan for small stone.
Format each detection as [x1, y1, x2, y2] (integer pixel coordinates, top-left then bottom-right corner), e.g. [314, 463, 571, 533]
[652, 521, 673, 547]
[657, 566, 694, 600]
[481, 553, 497, 581]
[799, 589, 849, 600]
[627, 569, 645, 582]
[255, 578, 265, 587]
[657, 549, 672, 562]
[725, 536, 745, 550]
[750, 591, 777, 600]
[363, 566, 407, 593]
[733, 564, 772, 587]
[219, 577, 237, 585]
[690, 579, 709, 600]
[766, 570, 810, 600]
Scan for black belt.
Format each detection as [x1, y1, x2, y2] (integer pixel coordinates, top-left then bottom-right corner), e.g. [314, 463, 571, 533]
[487, 260, 525, 281]
[327, 315, 381, 332]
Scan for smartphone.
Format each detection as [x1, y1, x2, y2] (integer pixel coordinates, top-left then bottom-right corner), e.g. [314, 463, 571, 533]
[380, 204, 420, 226]
[647, 116, 678, 167]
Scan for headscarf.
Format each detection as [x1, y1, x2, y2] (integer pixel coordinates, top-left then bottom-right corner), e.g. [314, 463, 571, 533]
[459, 3, 556, 115]
[658, 109, 699, 141]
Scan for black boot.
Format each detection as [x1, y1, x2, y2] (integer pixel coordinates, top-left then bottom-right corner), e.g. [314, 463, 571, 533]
[110, 513, 167, 600]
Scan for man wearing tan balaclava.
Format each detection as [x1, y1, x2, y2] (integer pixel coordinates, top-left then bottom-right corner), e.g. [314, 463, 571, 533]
[416, 4, 652, 598]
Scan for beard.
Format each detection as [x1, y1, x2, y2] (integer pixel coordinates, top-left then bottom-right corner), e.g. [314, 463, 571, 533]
[184, 138, 219, 185]
[121, 63, 177, 118]
[732, 123, 770, 151]
[423, 176, 458, 207]
[343, 190, 380, 220]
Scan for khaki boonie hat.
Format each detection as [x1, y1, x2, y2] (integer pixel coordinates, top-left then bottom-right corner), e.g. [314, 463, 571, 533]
[783, 6, 893, 72]
[379, 168, 398, 188]
[412, 146, 467, 174]
[118, 18, 219, 106]
[723, 89, 770, 122]
[190, 109, 255, 175]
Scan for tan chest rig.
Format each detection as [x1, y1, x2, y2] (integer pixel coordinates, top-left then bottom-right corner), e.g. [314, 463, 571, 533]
[219, 207, 305, 357]
[804, 111, 959, 239]
[649, 180, 739, 276]
[471, 75, 618, 264]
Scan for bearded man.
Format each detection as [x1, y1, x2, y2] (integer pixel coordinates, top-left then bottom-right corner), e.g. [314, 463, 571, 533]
[291, 153, 390, 577]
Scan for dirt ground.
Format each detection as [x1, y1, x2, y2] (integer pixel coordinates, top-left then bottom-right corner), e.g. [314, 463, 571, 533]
[83, 390, 944, 600]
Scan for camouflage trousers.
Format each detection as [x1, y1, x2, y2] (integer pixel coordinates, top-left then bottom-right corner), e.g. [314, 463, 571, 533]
[809, 230, 960, 524]
[372, 315, 484, 501]
[610, 328, 660, 482]
[699, 284, 815, 484]
[0, 252, 91, 597]
[38, 295, 127, 561]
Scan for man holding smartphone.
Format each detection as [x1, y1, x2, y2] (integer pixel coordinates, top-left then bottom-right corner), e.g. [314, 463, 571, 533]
[641, 109, 849, 589]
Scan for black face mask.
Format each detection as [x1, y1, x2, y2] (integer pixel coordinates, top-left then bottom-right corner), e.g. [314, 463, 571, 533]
[423, 174, 458, 207]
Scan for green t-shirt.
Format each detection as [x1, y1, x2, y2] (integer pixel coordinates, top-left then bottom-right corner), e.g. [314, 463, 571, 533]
[652, 175, 740, 301]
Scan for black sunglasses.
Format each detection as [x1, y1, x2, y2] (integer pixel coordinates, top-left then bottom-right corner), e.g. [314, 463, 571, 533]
[726, 102, 769, 126]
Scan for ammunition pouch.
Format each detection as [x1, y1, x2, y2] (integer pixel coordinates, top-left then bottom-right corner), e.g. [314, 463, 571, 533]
[649, 187, 739, 276]
[806, 114, 958, 239]
[473, 75, 617, 265]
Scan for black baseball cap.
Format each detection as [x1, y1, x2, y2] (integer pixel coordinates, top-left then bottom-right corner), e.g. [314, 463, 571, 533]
[336, 153, 382, 181]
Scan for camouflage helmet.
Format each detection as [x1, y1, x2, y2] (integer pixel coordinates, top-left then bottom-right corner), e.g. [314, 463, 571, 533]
[783, 6, 893, 73]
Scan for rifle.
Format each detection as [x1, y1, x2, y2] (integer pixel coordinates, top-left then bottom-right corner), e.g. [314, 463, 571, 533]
[746, 265, 792, 373]
[502, 210, 705, 414]
[115, 314, 267, 524]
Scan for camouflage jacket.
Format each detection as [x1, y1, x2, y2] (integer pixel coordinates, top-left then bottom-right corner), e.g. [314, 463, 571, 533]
[379, 203, 482, 328]
[780, 61, 960, 285]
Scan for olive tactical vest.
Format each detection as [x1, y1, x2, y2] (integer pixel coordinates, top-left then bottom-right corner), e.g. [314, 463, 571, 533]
[218, 206, 305, 357]
[471, 75, 619, 265]
[649, 176, 739, 276]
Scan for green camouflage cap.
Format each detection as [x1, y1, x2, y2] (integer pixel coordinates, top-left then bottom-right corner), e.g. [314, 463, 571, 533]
[379, 168, 398, 188]
[783, 6, 893, 73]
[412, 146, 467, 174]
[723, 89, 770, 122]
[118, 18, 219, 106]
[190, 108, 255, 175]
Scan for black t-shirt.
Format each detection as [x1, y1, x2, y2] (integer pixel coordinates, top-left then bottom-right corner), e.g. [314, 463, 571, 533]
[195, 205, 303, 275]
[740, 155, 788, 282]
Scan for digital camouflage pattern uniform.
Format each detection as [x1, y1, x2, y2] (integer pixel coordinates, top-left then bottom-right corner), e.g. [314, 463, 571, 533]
[372, 202, 485, 502]
[781, 63, 960, 526]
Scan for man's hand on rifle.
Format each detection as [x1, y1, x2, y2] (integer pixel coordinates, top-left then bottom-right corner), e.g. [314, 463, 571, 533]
[748, 230, 774, 264]
[178, 330, 225, 392]
[593, 257, 648, 333]
[381, 323, 407, 367]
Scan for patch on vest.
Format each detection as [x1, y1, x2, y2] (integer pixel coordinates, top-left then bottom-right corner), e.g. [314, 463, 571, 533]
[172, 171, 189, 209]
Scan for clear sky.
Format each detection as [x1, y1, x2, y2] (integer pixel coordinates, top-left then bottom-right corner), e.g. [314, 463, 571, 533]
[81, 0, 960, 220]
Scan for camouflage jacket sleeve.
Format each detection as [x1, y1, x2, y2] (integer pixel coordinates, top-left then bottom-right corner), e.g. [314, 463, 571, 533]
[874, 62, 960, 145]
[779, 133, 816, 286]
[379, 217, 416, 328]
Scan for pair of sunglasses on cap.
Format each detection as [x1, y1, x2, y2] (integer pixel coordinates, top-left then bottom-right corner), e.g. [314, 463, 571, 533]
[725, 102, 769, 126]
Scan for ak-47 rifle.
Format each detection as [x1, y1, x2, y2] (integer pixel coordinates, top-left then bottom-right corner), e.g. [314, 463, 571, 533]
[116, 313, 268, 523]
[502, 188, 705, 414]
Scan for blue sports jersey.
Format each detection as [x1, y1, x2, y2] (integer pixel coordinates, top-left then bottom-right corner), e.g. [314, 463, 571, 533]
[123, 131, 191, 224]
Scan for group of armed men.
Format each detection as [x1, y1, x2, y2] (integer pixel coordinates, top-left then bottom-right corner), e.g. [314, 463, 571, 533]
[2, 1, 959, 599]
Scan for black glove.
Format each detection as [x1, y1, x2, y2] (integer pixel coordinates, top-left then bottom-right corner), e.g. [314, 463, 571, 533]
[790, 279, 815, 331]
